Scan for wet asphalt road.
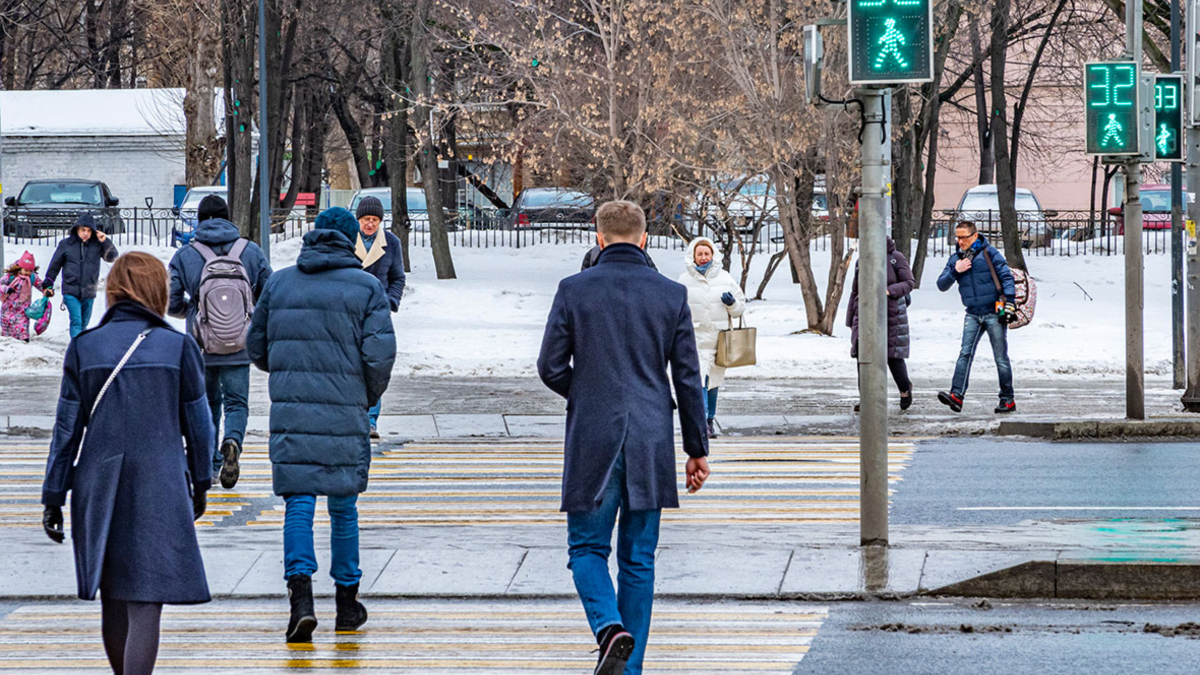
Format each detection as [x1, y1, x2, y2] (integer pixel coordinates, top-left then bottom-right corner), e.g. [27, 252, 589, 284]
[797, 599, 1200, 674]
[890, 439, 1200, 528]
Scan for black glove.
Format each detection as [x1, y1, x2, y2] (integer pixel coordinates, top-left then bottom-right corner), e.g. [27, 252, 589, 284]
[721, 292, 735, 306]
[193, 491, 207, 521]
[43, 506, 64, 543]
[1003, 301, 1017, 323]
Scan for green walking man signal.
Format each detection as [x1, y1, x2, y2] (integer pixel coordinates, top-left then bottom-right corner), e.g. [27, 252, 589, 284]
[1084, 61, 1142, 157]
[1153, 73, 1185, 163]
[848, 0, 933, 85]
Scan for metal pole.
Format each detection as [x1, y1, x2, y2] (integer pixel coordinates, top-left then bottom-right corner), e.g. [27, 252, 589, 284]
[1186, 0, 1200, 411]
[1126, 0, 1145, 419]
[1173, 0, 1185, 390]
[257, 0, 271, 261]
[0, 81, 5, 266]
[858, 86, 889, 547]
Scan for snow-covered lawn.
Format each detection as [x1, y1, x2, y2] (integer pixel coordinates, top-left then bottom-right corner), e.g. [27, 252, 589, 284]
[0, 235, 1175, 381]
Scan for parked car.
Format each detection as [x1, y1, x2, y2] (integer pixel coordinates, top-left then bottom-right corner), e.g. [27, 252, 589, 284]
[948, 184, 1056, 248]
[1108, 184, 1196, 234]
[3, 179, 125, 237]
[171, 185, 227, 246]
[349, 187, 437, 231]
[502, 188, 595, 230]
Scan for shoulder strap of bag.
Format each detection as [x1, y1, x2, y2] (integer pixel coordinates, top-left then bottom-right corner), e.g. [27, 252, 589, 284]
[192, 241, 216, 263]
[981, 248, 1002, 293]
[228, 238, 249, 261]
[74, 329, 152, 468]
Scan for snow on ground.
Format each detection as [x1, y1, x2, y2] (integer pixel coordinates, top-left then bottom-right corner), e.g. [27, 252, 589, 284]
[1, 234, 1175, 382]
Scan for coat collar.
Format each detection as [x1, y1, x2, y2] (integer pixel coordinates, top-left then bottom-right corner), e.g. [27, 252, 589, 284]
[94, 301, 174, 331]
[597, 243, 651, 266]
[356, 231, 387, 268]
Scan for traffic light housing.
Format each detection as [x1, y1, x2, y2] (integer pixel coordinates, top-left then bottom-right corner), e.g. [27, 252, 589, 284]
[1154, 74, 1185, 162]
[848, 0, 934, 85]
[1084, 61, 1142, 156]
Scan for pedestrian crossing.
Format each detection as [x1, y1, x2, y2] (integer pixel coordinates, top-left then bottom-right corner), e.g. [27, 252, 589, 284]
[0, 437, 916, 529]
[0, 599, 828, 673]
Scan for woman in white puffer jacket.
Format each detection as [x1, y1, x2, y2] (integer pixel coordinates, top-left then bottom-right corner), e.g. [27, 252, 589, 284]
[678, 237, 746, 438]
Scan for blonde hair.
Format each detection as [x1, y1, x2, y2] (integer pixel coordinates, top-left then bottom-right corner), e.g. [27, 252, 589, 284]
[106, 252, 169, 317]
[595, 200, 646, 241]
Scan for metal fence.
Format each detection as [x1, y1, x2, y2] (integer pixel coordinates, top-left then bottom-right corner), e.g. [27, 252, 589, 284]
[2, 206, 1176, 258]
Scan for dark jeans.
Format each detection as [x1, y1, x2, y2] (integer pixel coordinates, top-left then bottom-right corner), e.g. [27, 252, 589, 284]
[951, 312, 1014, 402]
[567, 451, 661, 675]
[702, 376, 719, 420]
[205, 364, 250, 468]
[856, 358, 912, 396]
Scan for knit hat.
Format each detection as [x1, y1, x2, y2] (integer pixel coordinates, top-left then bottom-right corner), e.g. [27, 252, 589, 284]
[314, 207, 360, 243]
[16, 251, 36, 271]
[198, 194, 231, 223]
[356, 196, 385, 222]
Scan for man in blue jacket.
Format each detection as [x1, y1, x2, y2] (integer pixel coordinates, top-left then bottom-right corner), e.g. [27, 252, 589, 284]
[43, 213, 119, 337]
[248, 207, 396, 643]
[168, 195, 272, 487]
[936, 221, 1018, 413]
[352, 196, 405, 438]
[537, 200, 710, 675]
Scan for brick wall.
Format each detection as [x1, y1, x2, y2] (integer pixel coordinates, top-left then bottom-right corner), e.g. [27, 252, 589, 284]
[2, 135, 186, 208]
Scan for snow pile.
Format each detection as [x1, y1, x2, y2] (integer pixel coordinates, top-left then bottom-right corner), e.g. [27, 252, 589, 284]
[1, 235, 1176, 382]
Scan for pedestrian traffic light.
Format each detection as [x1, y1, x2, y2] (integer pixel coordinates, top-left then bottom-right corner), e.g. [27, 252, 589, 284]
[1084, 61, 1142, 156]
[848, 0, 934, 85]
[1154, 74, 1185, 162]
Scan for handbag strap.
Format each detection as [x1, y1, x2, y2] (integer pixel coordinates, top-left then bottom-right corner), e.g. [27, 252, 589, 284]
[89, 329, 153, 419]
[981, 248, 1003, 293]
[726, 314, 746, 331]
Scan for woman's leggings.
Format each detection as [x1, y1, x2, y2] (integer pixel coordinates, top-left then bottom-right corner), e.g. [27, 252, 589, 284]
[888, 358, 912, 394]
[101, 598, 163, 675]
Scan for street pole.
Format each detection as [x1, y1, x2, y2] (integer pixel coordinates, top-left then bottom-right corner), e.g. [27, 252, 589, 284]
[858, 86, 889, 547]
[1185, 0, 1200, 411]
[1125, 0, 1145, 419]
[1172, 0, 1185, 390]
[257, 0, 271, 262]
[0, 81, 5, 267]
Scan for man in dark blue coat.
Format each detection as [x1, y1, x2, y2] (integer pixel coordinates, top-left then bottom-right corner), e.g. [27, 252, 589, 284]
[537, 200, 709, 675]
[352, 196, 406, 437]
[936, 221, 1018, 413]
[247, 206, 396, 643]
[43, 213, 119, 337]
[168, 195, 272, 488]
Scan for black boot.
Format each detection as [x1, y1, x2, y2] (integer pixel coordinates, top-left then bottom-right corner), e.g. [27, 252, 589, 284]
[335, 582, 368, 632]
[707, 419, 719, 439]
[286, 575, 317, 643]
[219, 439, 241, 489]
[594, 624, 635, 675]
[900, 390, 913, 411]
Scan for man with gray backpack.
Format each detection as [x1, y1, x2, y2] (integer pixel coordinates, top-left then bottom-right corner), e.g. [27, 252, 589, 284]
[169, 195, 272, 488]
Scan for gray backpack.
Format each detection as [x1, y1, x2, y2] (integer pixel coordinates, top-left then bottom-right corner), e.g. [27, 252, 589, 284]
[192, 239, 254, 355]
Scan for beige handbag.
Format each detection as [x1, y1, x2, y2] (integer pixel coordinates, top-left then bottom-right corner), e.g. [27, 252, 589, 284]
[715, 315, 757, 368]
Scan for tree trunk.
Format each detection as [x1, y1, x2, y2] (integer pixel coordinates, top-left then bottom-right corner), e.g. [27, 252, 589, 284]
[988, 0, 1026, 271]
[222, 0, 257, 238]
[1010, 0, 1067, 180]
[383, 2, 412, 272]
[412, 0, 455, 279]
[333, 91, 373, 190]
[970, 19, 994, 185]
[184, 3, 222, 187]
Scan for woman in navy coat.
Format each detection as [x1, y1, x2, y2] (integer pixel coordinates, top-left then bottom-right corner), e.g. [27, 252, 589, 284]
[41, 251, 215, 675]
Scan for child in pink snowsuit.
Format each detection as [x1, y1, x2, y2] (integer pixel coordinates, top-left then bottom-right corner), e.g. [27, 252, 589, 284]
[1, 251, 51, 342]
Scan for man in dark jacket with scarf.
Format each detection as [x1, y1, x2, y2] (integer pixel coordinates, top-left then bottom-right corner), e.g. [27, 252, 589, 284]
[352, 196, 405, 438]
[43, 213, 119, 337]
[936, 221, 1018, 413]
[248, 206, 396, 643]
[537, 200, 709, 675]
[167, 195, 273, 488]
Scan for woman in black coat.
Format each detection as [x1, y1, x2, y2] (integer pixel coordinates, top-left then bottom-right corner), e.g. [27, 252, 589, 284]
[42, 252, 215, 675]
[847, 237, 917, 410]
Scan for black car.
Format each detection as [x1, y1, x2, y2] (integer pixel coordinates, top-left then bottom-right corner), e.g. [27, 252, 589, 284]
[3, 179, 125, 237]
[503, 188, 595, 230]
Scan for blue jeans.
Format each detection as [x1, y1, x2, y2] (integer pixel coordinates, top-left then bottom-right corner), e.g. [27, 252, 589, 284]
[951, 312, 1014, 402]
[369, 400, 381, 429]
[567, 452, 661, 675]
[205, 365, 250, 468]
[283, 494, 362, 587]
[63, 295, 94, 339]
[702, 380, 719, 421]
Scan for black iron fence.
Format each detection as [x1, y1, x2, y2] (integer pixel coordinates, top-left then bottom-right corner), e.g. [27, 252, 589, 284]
[2, 206, 1174, 258]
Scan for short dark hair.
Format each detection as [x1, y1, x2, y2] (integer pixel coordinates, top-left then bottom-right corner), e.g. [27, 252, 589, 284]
[955, 221, 978, 236]
[596, 200, 646, 241]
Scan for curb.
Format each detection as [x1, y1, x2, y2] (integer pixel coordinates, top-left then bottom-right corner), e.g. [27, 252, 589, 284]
[997, 419, 1200, 440]
[928, 559, 1200, 600]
